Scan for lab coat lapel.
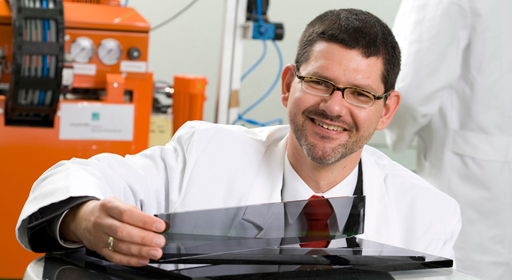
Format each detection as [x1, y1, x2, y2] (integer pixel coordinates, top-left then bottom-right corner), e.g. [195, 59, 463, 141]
[242, 134, 288, 236]
[241, 202, 286, 238]
[241, 141, 394, 242]
[357, 149, 393, 244]
[245, 134, 288, 205]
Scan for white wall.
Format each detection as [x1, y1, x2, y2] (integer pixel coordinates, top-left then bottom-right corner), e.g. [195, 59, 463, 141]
[128, 0, 415, 170]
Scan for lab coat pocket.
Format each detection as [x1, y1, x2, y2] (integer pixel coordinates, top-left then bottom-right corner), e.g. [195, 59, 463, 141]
[451, 130, 512, 161]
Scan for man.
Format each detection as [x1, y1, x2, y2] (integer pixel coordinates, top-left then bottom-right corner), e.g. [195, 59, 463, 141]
[385, 1, 512, 279]
[17, 9, 461, 268]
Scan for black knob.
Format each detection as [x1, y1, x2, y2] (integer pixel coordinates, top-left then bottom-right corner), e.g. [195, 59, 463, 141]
[274, 23, 284, 41]
[128, 47, 141, 60]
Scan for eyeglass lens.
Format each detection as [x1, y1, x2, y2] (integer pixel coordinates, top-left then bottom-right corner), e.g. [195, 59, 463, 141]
[302, 78, 374, 107]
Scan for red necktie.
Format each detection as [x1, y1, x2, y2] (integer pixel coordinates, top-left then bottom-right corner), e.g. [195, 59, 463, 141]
[300, 195, 333, 248]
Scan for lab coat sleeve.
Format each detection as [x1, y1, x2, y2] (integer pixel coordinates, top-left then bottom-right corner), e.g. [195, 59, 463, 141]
[391, 170, 462, 260]
[385, 0, 470, 152]
[444, 205, 462, 263]
[16, 121, 200, 251]
[25, 196, 97, 252]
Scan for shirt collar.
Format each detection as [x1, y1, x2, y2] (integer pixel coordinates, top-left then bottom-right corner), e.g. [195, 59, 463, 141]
[282, 153, 359, 226]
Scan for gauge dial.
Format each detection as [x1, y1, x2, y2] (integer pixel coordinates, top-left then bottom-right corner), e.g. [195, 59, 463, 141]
[97, 38, 122, 66]
[70, 37, 95, 63]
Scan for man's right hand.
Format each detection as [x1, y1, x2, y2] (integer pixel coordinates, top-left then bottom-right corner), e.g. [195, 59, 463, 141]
[60, 197, 167, 267]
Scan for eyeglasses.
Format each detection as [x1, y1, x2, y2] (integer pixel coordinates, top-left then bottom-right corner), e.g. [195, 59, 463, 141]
[295, 69, 391, 108]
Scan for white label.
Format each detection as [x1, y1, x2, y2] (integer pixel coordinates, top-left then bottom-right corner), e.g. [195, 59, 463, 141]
[73, 63, 97, 76]
[61, 68, 74, 86]
[120, 61, 147, 73]
[59, 103, 134, 141]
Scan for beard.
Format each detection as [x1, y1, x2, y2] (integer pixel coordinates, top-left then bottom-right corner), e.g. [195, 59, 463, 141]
[289, 107, 374, 165]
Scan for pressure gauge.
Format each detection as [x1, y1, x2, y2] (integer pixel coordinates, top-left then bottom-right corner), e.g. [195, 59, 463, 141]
[70, 37, 94, 63]
[97, 38, 122, 66]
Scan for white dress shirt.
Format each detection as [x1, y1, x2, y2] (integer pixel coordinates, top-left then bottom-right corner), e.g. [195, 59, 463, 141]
[282, 153, 358, 247]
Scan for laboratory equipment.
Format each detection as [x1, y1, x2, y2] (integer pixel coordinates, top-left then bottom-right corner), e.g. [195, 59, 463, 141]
[0, 0, 152, 277]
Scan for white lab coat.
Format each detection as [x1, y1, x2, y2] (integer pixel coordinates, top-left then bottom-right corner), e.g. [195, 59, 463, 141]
[385, 0, 512, 279]
[17, 121, 460, 260]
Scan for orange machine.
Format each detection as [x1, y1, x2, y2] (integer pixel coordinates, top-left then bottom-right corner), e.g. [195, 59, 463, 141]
[0, 0, 153, 278]
[172, 74, 207, 134]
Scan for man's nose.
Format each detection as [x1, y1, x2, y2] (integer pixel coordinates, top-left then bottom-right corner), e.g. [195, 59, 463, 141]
[318, 90, 349, 116]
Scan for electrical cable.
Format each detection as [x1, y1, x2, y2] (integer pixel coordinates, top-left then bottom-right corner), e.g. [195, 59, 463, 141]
[150, 0, 200, 32]
[124, 0, 129, 6]
[46, 0, 56, 105]
[241, 40, 267, 81]
[238, 40, 282, 118]
[232, 0, 283, 126]
[233, 40, 283, 126]
[39, 0, 49, 105]
[256, 0, 264, 24]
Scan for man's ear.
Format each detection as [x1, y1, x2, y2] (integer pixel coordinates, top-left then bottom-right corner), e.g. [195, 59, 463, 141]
[281, 64, 296, 108]
[376, 90, 401, 130]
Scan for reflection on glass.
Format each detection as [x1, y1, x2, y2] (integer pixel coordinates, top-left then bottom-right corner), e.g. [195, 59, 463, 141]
[61, 196, 453, 278]
[158, 196, 364, 236]
[156, 196, 365, 256]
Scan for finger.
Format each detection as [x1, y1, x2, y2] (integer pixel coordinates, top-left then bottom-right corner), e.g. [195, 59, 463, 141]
[98, 226, 164, 265]
[98, 233, 161, 266]
[72, 198, 164, 266]
[107, 236, 163, 261]
[105, 221, 166, 249]
[101, 245, 152, 267]
[102, 198, 167, 233]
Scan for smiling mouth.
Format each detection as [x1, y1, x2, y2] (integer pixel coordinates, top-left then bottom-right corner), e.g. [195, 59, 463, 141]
[313, 119, 347, 132]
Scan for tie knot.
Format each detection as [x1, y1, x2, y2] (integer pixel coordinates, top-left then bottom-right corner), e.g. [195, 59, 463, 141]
[303, 195, 333, 223]
[300, 195, 333, 248]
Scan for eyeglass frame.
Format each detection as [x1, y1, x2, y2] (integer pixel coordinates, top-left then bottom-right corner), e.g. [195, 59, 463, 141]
[294, 67, 392, 108]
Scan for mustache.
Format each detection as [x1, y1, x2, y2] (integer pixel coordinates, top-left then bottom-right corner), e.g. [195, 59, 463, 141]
[303, 108, 351, 127]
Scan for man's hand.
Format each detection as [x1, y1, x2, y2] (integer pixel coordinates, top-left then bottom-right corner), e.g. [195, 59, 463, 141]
[60, 197, 167, 267]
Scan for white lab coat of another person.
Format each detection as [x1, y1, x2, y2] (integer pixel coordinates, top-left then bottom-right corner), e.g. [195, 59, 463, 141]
[385, 1, 512, 279]
[17, 121, 460, 260]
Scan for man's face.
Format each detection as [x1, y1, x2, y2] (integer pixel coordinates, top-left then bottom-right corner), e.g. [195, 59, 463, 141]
[282, 41, 397, 165]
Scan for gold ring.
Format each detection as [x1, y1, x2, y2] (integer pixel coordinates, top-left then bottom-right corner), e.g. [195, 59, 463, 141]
[108, 236, 115, 252]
